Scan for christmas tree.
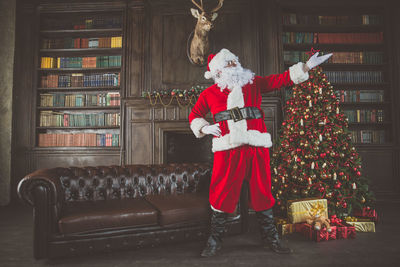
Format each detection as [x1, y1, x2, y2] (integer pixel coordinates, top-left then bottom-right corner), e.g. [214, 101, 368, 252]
[271, 57, 375, 218]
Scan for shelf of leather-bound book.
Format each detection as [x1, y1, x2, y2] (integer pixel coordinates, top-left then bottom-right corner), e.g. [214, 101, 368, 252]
[38, 67, 121, 72]
[284, 62, 385, 71]
[283, 43, 383, 52]
[33, 146, 121, 151]
[347, 121, 391, 128]
[37, 126, 120, 130]
[37, 86, 121, 92]
[331, 83, 389, 89]
[40, 48, 122, 56]
[37, 106, 120, 111]
[40, 28, 123, 35]
[339, 102, 390, 107]
[282, 24, 382, 33]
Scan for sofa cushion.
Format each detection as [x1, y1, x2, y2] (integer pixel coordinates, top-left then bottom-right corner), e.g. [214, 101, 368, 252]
[59, 199, 158, 235]
[145, 193, 209, 226]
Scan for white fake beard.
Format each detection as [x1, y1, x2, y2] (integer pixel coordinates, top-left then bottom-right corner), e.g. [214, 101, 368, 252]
[214, 65, 254, 92]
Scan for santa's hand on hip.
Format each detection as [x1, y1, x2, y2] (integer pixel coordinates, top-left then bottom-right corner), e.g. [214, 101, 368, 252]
[201, 124, 221, 137]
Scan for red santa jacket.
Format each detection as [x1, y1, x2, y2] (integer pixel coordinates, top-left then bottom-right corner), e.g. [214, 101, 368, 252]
[189, 62, 309, 152]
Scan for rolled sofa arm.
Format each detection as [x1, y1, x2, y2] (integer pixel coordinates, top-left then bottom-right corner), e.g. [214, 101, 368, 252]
[17, 168, 65, 259]
[17, 168, 64, 207]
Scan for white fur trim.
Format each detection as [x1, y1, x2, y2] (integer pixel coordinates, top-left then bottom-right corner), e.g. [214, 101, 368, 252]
[190, 118, 210, 138]
[226, 84, 248, 145]
[204, 71, 212, 79]
[206, 48, 238, 78]
[212, 131, 272, 152]
[289, 62, 309, 84]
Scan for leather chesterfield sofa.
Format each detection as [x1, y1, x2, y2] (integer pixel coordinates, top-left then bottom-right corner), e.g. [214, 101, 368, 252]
[17, 163, 247, 259]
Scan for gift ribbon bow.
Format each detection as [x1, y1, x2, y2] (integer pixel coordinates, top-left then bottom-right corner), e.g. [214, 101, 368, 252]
[330, 215, 343, 225]
[309, 202, 325, 217]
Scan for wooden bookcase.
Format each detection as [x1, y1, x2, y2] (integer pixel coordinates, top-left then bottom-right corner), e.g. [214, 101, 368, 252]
[279, 7, 392, 146]
[35, 10, 124, 148]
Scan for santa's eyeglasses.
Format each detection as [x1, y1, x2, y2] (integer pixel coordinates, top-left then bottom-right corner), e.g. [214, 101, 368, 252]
[225, 60, 237, 68]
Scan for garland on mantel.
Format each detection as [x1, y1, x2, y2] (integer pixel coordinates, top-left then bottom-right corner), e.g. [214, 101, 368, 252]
[141, 85, 207, 108]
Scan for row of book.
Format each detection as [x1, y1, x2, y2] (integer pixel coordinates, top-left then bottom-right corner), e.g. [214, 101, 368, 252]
[40, 56, 122, 69]
[39, 111, 120, 127]
[40, 93, 121, 107]
[343, 109, 384, 123]
[325, 71, 383, 84]
[41, 16, 122, 30]
[335, 90, 384, 103]
[40, 73, 120, 88]
[349, 130, 385, 144]
[38, 133, 120, 147]
[284, 51, 383, 64]
[282, 32, 383, 44]
[282, 14, 381, 25]
[41, 36, 122, 49]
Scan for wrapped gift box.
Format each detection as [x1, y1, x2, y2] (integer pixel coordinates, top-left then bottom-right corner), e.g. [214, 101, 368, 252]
[353, 207, 378, 223]
[287, 198, 328, 224]
[275, 218, 302, 236]
[345, 217, 376, 233]
[298, 223, 337, 242]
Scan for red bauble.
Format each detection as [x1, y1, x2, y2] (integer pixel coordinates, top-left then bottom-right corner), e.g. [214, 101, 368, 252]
[356, 171, 361, 176]
[319, 186, 325, 192]
[334, 182, 342, 189]
[342, 202, 347, 208]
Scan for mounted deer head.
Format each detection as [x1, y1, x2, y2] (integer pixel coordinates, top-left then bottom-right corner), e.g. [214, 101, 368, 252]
[189, 0, 224, 65]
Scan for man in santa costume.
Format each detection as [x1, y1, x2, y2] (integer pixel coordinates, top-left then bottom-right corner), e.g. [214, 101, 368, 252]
[189, 48, 331, 257]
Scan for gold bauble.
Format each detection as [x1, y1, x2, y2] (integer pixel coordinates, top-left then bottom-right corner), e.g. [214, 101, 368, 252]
[284, 184, 288, 188]
[278, 190, 283, 195]
[340, 153, 345, 157]
[300, 130, 304, 135]
[273, 178, 278, 183]
[293, 165, 298, 170]
[306, 95, 311, 100]
[301, 161, 305, 165]
[305, 108, 310, 112]
[330, 152, 335, 157]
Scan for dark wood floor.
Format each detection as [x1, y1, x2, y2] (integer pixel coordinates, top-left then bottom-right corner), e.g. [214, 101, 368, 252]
[1, 200, 399, 267]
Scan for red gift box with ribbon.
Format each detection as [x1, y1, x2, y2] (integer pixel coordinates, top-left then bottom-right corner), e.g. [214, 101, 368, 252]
[353, 207, 378, 223]
[299, 223, 337, 242]
[330, 215, 356, 239]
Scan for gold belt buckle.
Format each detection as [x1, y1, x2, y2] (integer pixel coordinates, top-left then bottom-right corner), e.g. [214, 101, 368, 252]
[229, 107, 243, 122]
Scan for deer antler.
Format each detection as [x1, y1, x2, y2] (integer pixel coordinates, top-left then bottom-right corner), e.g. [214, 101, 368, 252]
[210, 0, 224, 13]
[191, 0, 204, 12]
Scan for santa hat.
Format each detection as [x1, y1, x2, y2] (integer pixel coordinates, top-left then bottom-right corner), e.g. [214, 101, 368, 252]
[204, 48, 239, 79]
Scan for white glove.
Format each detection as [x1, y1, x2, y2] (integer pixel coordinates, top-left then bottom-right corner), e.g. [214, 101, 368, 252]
[201, 123, 221, 137]
[306, 52, 333, 70]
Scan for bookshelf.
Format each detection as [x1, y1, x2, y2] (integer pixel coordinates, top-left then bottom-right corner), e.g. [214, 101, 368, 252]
[36, 11, 123, 148]
[280, 8, 391, 146]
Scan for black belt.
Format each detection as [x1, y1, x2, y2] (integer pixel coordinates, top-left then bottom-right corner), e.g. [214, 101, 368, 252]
[214, 107, 263, 123]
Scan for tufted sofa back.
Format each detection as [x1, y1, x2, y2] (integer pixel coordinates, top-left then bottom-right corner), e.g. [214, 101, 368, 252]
[56, 163, 211, 203]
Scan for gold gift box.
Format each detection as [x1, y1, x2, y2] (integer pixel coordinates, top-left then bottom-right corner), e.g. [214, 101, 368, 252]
[287, 198, 328, 224]
[275, 218, 298, 236]
[345, 217, 376, 233]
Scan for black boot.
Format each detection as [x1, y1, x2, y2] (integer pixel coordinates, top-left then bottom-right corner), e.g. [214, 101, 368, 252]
[201, 210, 228, 257]
[256, 209, 292, 254]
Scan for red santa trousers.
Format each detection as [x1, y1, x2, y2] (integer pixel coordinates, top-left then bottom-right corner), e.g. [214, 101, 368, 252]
[209, 145, 276, 213]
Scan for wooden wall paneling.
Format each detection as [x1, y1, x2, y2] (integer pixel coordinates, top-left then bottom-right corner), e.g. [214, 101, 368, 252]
[125, 103, 153, 164]
[33, 149, 120, 169]
[260, 0, 281, 76]
[390, 0, 400, 194]
[11, 2, 37, 201]
[261, 97, 282, 144]
[149, 0, 260, 90]
[358, 148, 394, 196]
[126, 3, 145, 97]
